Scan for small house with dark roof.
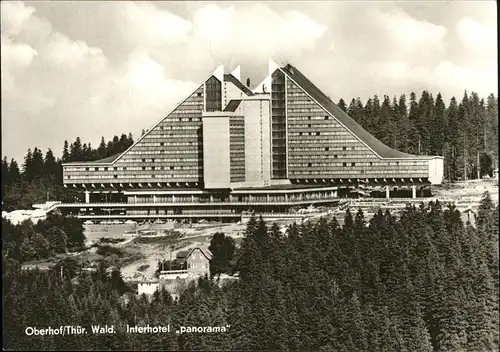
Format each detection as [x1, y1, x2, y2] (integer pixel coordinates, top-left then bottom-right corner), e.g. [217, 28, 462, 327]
[177, 246, 212, 276]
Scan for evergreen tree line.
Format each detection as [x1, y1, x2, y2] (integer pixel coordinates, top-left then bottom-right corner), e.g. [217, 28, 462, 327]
[2, 133, 134, 211]
[338, 91, 498, 180]
[2, 213, 86, 263]
[3, 193, 498, 351]
[62, 133, 134, 163]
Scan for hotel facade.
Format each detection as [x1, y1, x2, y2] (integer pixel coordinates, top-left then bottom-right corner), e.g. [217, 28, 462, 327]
[60, 60, 443, 221]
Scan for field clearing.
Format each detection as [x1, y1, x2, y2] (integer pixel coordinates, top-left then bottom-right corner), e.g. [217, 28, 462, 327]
[433, 180, 498, 202]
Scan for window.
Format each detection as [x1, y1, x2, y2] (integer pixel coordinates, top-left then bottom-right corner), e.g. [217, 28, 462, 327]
[309, 132, 312, 136]
[343, 162, 347, 167]
[308, 116, 311, 120]
[351, 146, 355, 150]
[342, 146, 347, 151]
[308, 163, 312, 167]
[151, 166, 155, 171]
[114, 175, 118, 179]
[178, 118, 182, 122]
[316, 132, 320, 136]
[197, 92, 202, 97]
[161, 166, 164, 170]
[94, 167, 98, 171]
[334, 155, 338, 158]
[161, 126, 164, 130]
[67, 175, 71, 179]
[308, 124, 311, 128]
[152, 158, 155, 163]
[325, 147, 329, 151]
[324, 116, 329, 120]
[369, 162, 373, 166]
[160, 142, 164, 146]
[299, 132, 303, 136]
[396, 162, 400, 166]
[170, 166, 174, 170]
[142, 166, 146, 170]
[351, 162, 356, 166]
[123, 167, 127, 171]
[151, 174, 155, 178]
[189, 118, 192, 122]
[85, 167, 89, 171]
[114, 167, 117, 171]
[142, 158, 146, 163]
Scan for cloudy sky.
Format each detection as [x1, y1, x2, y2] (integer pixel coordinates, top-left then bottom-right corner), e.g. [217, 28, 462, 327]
[1, 1, 497, 164]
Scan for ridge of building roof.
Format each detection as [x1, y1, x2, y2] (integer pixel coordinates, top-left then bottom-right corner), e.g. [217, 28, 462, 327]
[280, 64, 434, 160]
[224, 99, 242, 112]
[177, 246, 213, 261]
[63, 153, 122, 165]
[224, 74, 254, 96]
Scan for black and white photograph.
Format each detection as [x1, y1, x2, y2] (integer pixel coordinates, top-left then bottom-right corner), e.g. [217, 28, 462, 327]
[1, 1, 498, 351]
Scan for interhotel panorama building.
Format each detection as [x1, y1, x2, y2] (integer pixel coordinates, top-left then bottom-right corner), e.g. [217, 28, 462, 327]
[60, 60, 443, 221]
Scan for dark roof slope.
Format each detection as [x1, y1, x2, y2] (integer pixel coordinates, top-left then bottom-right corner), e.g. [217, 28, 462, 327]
[224, 99, 242, 112]
[176, 247, 213, 261]
[224, 74, 253, 96]
[63, 153, 122, 165]
[280, 64, 432, 160]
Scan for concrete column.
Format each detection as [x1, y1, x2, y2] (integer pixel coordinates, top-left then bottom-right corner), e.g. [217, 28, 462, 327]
[85, 191, 90, 204]
[385, 185, 390, 200]
[134, 195, 137, 204]
[266, 194, 270, 202]
[284, 193, 288, 201]
[153, 195, 156, 203]
[210, 194, 214, 202]
[412, 185, 417, 199]
[172, 195, 176, 203]
[191, 195, 195, 203]
[229, 194, 233, 202]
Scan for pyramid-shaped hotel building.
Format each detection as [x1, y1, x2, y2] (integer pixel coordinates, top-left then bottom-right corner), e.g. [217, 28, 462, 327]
[60, 60, 443, 221]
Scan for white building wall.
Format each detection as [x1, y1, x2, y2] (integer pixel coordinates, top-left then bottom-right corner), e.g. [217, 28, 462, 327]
[239, 98, 272, 187]
[203, 115, 230, 188]
[260, 100, 271, 186]
[428, 157, 444, 185]
[138, 282, 159, 295]
[223, 81, 246, 108]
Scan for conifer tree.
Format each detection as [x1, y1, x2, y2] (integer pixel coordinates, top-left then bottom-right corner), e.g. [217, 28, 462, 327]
[44, 149, 57, 179]
[2, 156, 10, 186]
[62, 140, 70, 163]
[338, 98, 347, 112]
[431, 92, 447, 155]
[9, 158, 20, 182]
[23, 148, 33, 181]
[446, 97, 460, 180]
[408, 92, 420, 154]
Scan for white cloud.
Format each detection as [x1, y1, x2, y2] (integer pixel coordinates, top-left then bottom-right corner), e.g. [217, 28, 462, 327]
[120, 1, 192, 48]
[121, 49, 197, 106]
[456, 17, 497, 56]
[372, 8, 447, 60]
[1, 35, 37, 68]
[193, 4, 234, 40]
[283, 10, 327, 48]
[1, 1, 35, 36]
[41, 32, 108, 71]
[193, 3, 327, 61]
